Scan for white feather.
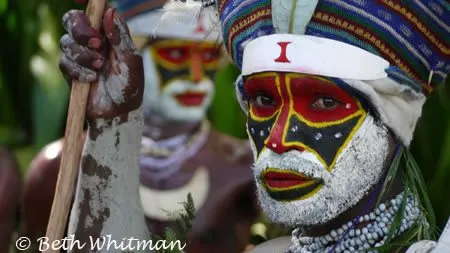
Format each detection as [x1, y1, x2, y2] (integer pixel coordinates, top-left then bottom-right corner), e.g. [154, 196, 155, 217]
[160, 0, 203, 28]
[271, 0, 319, 34]
[155, 0, 221, 39]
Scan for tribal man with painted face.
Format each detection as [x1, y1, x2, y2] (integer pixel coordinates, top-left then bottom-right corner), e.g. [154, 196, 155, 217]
[21, 1, 258, 252]
[212, 0, 449, 252]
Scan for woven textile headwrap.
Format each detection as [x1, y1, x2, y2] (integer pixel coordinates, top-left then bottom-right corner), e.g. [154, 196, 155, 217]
[217, 0, 275, 70]
[112, 0, 221, 42]
[216, 0, 449, 146]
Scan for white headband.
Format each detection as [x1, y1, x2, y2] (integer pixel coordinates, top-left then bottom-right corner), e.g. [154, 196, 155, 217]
[242, 34, 389, 80]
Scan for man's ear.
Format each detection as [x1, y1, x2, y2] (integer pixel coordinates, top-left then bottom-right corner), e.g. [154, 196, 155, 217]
[235, 75, 250, 114]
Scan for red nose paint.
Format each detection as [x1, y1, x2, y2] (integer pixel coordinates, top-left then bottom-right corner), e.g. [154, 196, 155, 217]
[174, 92, 206, 106]
[264, 171, 312, 189]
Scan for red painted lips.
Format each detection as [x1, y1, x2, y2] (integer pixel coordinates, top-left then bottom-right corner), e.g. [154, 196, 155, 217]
[264, 170, 313, 189]
[174, 92, 206, 106]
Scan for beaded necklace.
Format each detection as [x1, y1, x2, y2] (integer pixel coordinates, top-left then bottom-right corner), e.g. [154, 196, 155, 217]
[140, 120, 210, 180]
[286, 192, 421, 253]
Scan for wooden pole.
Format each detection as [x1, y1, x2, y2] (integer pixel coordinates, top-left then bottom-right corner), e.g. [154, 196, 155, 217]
[43, 1, 107, 252]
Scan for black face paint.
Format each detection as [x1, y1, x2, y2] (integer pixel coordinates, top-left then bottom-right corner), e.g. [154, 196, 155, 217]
[154, 65, 217, 88]
[248, 114, 363, 167]
[148, 39, 221, 89]
[263, 179, 323, 201]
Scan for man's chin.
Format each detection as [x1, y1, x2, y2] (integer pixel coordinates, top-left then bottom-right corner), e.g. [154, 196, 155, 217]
[256, 184, 343, 227]
[163, 107, 207, 122]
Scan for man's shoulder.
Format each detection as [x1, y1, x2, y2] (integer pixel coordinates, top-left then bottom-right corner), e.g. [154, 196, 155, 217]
[27, 132, 87, 178]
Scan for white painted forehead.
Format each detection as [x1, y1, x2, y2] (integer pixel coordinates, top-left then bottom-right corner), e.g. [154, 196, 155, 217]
[241, 34, 389, 80]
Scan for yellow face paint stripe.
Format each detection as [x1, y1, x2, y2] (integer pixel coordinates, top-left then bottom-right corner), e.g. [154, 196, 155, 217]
[149, 40, 220, 71]
[248, 72, 364, 126]
[268, 186, 324, 203]
[326, 110, 367, 171]
[282, 74, 367, 170]
[274, 73, 329, 167]
[149, 47, 189, 70]
[249, 72, 367, 172]
[285, 73, 365, 128]
[260, 168, 323, 199]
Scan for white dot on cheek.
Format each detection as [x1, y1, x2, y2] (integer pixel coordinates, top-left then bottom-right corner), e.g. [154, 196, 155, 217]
[271, 143, 277, 148]
[346, 103, 352, 109]
[314, 132, 322, 140]
[291, 125, 299, 132]
[260, 130, 265, 137]
[335, 132, 343, 139]
[251, 128, 255, 134]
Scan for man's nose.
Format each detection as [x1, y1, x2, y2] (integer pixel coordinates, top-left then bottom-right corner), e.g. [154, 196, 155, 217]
[264, 120, 305, 154]
[265, 138, 306, 154]
[190, 50, 203, 83]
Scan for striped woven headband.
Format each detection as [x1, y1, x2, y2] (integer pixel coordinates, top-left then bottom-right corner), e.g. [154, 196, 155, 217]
[217, 0, 275, 70]
[216, 0, 449, 95]
[304, 0, 449, 94]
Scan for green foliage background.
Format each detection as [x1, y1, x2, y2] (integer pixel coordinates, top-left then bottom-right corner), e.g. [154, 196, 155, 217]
[0, 0, 448, 242]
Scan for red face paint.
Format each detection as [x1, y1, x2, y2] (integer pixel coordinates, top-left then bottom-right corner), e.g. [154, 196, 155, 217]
[174, 92, 207, 106]
[288, 76, 360, 122]
[245, 75, 282, 118]
[156, 46, 191, 65]
[245, 72, 366, 168]
[149, 40, 222, 88]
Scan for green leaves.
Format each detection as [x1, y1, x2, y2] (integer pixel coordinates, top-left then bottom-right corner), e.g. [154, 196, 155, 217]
[208, 63, 248, 139]
[31, 4, 69, 149]
[0, 0, 7, 15]
[150, 193, 196, 253]
[376, 146, 403, 206]
[404, 149, 437, 239]
[410, 79, 450, 231]
[0, 0, 78, 171]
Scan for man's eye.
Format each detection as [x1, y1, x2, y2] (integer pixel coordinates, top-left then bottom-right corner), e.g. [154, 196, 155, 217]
[251, 94, 276, 108]
[203, 51, 213, 60]
[169, 49, 183, 59]
[311, 97, 340, 110]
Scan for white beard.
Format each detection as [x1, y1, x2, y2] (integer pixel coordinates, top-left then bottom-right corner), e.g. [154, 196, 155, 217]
[141, 46, 214, 123]
[249, 114, 392, 227]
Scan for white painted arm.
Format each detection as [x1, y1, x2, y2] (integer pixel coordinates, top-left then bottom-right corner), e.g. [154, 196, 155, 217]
[68, 106, 151, 252]
[59, 6, 152, 252]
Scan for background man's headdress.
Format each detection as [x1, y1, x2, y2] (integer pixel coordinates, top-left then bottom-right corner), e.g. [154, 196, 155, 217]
[214, 0, 449, 146]
[111, 0, 221, 42]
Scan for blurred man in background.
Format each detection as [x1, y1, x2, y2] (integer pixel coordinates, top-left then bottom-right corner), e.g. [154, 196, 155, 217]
[21, 1, 258, 252]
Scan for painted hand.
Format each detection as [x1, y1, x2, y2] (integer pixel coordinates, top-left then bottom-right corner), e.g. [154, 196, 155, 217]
[59, 7, 144, 122]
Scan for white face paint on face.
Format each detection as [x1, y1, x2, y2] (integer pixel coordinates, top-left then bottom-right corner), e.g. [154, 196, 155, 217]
[156, 78, 214, 122]
[249, 114, 392, 227]
[141, 45, 215, 123]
